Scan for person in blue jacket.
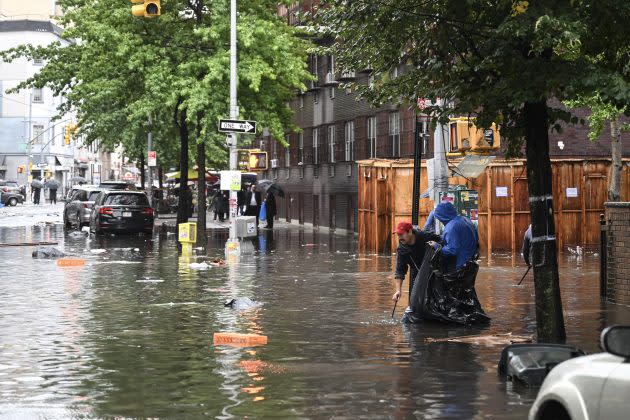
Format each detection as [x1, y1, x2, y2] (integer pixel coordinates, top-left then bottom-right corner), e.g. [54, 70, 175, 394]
[427, 202, 479, 272]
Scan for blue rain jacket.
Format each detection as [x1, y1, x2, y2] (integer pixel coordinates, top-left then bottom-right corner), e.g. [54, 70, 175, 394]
[434, 202, 479, 270]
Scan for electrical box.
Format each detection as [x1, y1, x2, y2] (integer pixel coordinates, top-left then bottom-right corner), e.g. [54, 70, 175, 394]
[438, 185, 479, 228]
[178, 222, 197, 244]
[234, 216, 257, 238]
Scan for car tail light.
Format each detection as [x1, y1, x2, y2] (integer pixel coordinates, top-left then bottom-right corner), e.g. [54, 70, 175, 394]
[142, 207, 154, 216]
[99, 207, 113, 215]
[2, 187, 7, 192]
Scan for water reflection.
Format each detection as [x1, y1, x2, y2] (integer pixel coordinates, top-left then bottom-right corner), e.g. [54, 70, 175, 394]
[1, 224, 629, 418]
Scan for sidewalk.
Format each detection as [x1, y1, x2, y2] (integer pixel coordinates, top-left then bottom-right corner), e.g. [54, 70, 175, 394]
[155, 212, 230, 230]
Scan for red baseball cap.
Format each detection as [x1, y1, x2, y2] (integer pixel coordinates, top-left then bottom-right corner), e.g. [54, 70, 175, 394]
[396, 221, 413, 235]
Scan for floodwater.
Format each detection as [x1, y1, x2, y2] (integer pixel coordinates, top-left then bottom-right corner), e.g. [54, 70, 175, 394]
[1, 221, 629, 419]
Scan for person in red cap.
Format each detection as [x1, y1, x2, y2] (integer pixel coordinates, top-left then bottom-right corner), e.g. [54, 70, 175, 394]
[392, 220, 441, 304]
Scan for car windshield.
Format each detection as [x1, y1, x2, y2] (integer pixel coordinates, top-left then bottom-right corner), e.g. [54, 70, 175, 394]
[104, 193, 148, 206]
[88, 191, 101, 201]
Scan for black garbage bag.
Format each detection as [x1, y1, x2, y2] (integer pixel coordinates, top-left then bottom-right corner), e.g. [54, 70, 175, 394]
[402, 245, 490, 325]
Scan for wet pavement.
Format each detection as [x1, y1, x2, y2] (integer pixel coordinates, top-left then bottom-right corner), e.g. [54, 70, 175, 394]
[1, 212, 630, 419]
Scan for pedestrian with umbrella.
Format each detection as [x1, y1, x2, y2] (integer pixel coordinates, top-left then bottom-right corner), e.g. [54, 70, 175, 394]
[264, 191, 277, 229]
[45, 177, 60, 205]
[31, 177, 43, 205]
[256, 179, 285, 199]
[245, 184, 262, 227]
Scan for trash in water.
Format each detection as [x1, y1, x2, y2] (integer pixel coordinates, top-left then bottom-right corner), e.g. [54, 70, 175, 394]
[426, 333, 533, 346]
[57, 258, 86, 267]
[213, 332, 268, 347]
[209, 258, 226, 266]
[135, 279, 164, 283]
[90, 249, 107, 254]
[32, 246, 65, 259]
[224, 297, 261, 310]
[189, 262, 210, 270]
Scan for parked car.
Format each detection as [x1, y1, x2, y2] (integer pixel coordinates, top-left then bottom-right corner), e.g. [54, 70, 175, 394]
[98, 181, 137, 191]
[89, 190, 154, 234]
[65, 184, 97, 202]
[0, 179, 25, 196]
[0, 191, 24, 206]
[529, 325, 630, 420]
[63, 187, 102, 229]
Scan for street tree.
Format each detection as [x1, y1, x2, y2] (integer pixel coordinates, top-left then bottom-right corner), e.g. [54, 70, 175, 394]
[565, 96, 629, 201]
[2, 0, 312, 242]
[320, 0, 630, 342]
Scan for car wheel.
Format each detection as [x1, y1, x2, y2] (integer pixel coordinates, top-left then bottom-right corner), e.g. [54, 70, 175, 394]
[8, 198, 17, 206]
[539, 401, 571, 420]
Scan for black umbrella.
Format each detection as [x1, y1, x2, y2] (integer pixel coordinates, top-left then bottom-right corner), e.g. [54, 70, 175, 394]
[31, 179, 44, 188]
[257, 180, 285, 197]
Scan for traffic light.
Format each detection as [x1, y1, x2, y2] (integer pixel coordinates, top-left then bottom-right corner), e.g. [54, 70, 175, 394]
[448, 117, 500, 155]
[64, 125, 71, 145]
[248, 151, 268, 171]
[131, 0, 160, 18]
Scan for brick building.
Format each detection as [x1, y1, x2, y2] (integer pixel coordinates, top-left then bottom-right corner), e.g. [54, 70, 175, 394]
[255, 2, 630, 233]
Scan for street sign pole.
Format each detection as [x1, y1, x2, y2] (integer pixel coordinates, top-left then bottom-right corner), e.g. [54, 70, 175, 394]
[147, 115, 153, 203]
[226, 0, 239, 255]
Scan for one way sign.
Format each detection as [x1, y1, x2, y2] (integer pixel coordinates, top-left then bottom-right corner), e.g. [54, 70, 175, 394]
[218, 119, 257, 134]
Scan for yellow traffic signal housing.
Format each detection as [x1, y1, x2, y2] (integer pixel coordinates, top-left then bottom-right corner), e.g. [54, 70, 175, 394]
[64, 125, 71, 145]
[448, 117, 500, 155]
[131, 0, 160, 18]
[248, 151, 268, 171]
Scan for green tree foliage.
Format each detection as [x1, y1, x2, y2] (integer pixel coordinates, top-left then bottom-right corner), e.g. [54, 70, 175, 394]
[320, 0, 630, 342]
[2, 0, 312, 225]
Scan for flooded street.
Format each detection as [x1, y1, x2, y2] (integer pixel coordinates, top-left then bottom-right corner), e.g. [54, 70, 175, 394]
[1, 218, 630, 419]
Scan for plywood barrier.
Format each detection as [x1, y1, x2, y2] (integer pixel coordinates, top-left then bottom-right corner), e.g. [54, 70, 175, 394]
[358, 158, 629, 255]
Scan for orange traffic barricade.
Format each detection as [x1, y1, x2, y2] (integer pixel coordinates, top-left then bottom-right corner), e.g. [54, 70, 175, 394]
[213, 332, 268, 347]
[57, 258, 86, 267]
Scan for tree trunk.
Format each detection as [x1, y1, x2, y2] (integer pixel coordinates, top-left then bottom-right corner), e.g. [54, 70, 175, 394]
[609, 118, 622, 202]
[139, 152, 146, 189]
[196, 140, 207, 247]
[177, 110, 189, 226]
[157, 166, 163, 189]
[524, 101, 566, 343]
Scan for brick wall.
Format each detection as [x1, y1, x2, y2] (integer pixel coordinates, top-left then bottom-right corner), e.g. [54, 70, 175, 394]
[605, 202, 630, 306]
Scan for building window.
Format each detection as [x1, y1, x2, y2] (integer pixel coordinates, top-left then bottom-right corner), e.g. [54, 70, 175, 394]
[328, 125, 336, 163]
[314, 90, 319, 104]
[298, 132, 304, 164]
[300, 95, 304, 109]
[327, 55, 335, 75]
[33, 57, 43, 66]
[329, 87, 335, 100]
[389, 112, 400, 157]
[367, 74, 374, 88]
[285, 145, 290, 168]
[313, 128, 319, 165]
[32, 88, 43, 103]
[32, 124, 45, 144]
[272, 138, 278, 159]
[367, 116, 377, 158]
[344, 121, 355, 161]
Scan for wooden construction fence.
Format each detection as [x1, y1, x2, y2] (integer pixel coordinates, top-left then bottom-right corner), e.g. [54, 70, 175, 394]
[358, 158, 630, 256]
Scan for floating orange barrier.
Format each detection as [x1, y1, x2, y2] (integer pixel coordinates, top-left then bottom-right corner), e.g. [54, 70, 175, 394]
[213, 332, 268, 347]
[57, 258, 86, 267]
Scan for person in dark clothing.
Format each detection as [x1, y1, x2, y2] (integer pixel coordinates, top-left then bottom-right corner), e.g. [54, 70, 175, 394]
[245, 184, 262, 226]
[220, 191, 229, 221]
[32, 177, 42, 205]
[392, 221, 441, 304]
[237, 186, 247, 215]
[211, 192, 221, 221]
[427, 202, 479, 273]
[522, 224, 532, 267]
[264, 192, 277, 229]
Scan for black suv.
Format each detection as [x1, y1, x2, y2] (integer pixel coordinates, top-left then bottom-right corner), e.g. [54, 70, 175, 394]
[98, 181, 137, 191]
[89, 190, 154, 234]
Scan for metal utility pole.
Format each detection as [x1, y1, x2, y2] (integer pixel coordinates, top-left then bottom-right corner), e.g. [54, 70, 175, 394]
[226, 0, 239, 248]
[433, 98, 449, 203]
[411, 116, 424, 226]
[147, 115, 153, 201]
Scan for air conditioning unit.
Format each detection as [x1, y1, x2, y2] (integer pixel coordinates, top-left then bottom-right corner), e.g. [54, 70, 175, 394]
[323, 72, 339, 86]
[338, 70, 356, 81]
[270, 158, 278, 168]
